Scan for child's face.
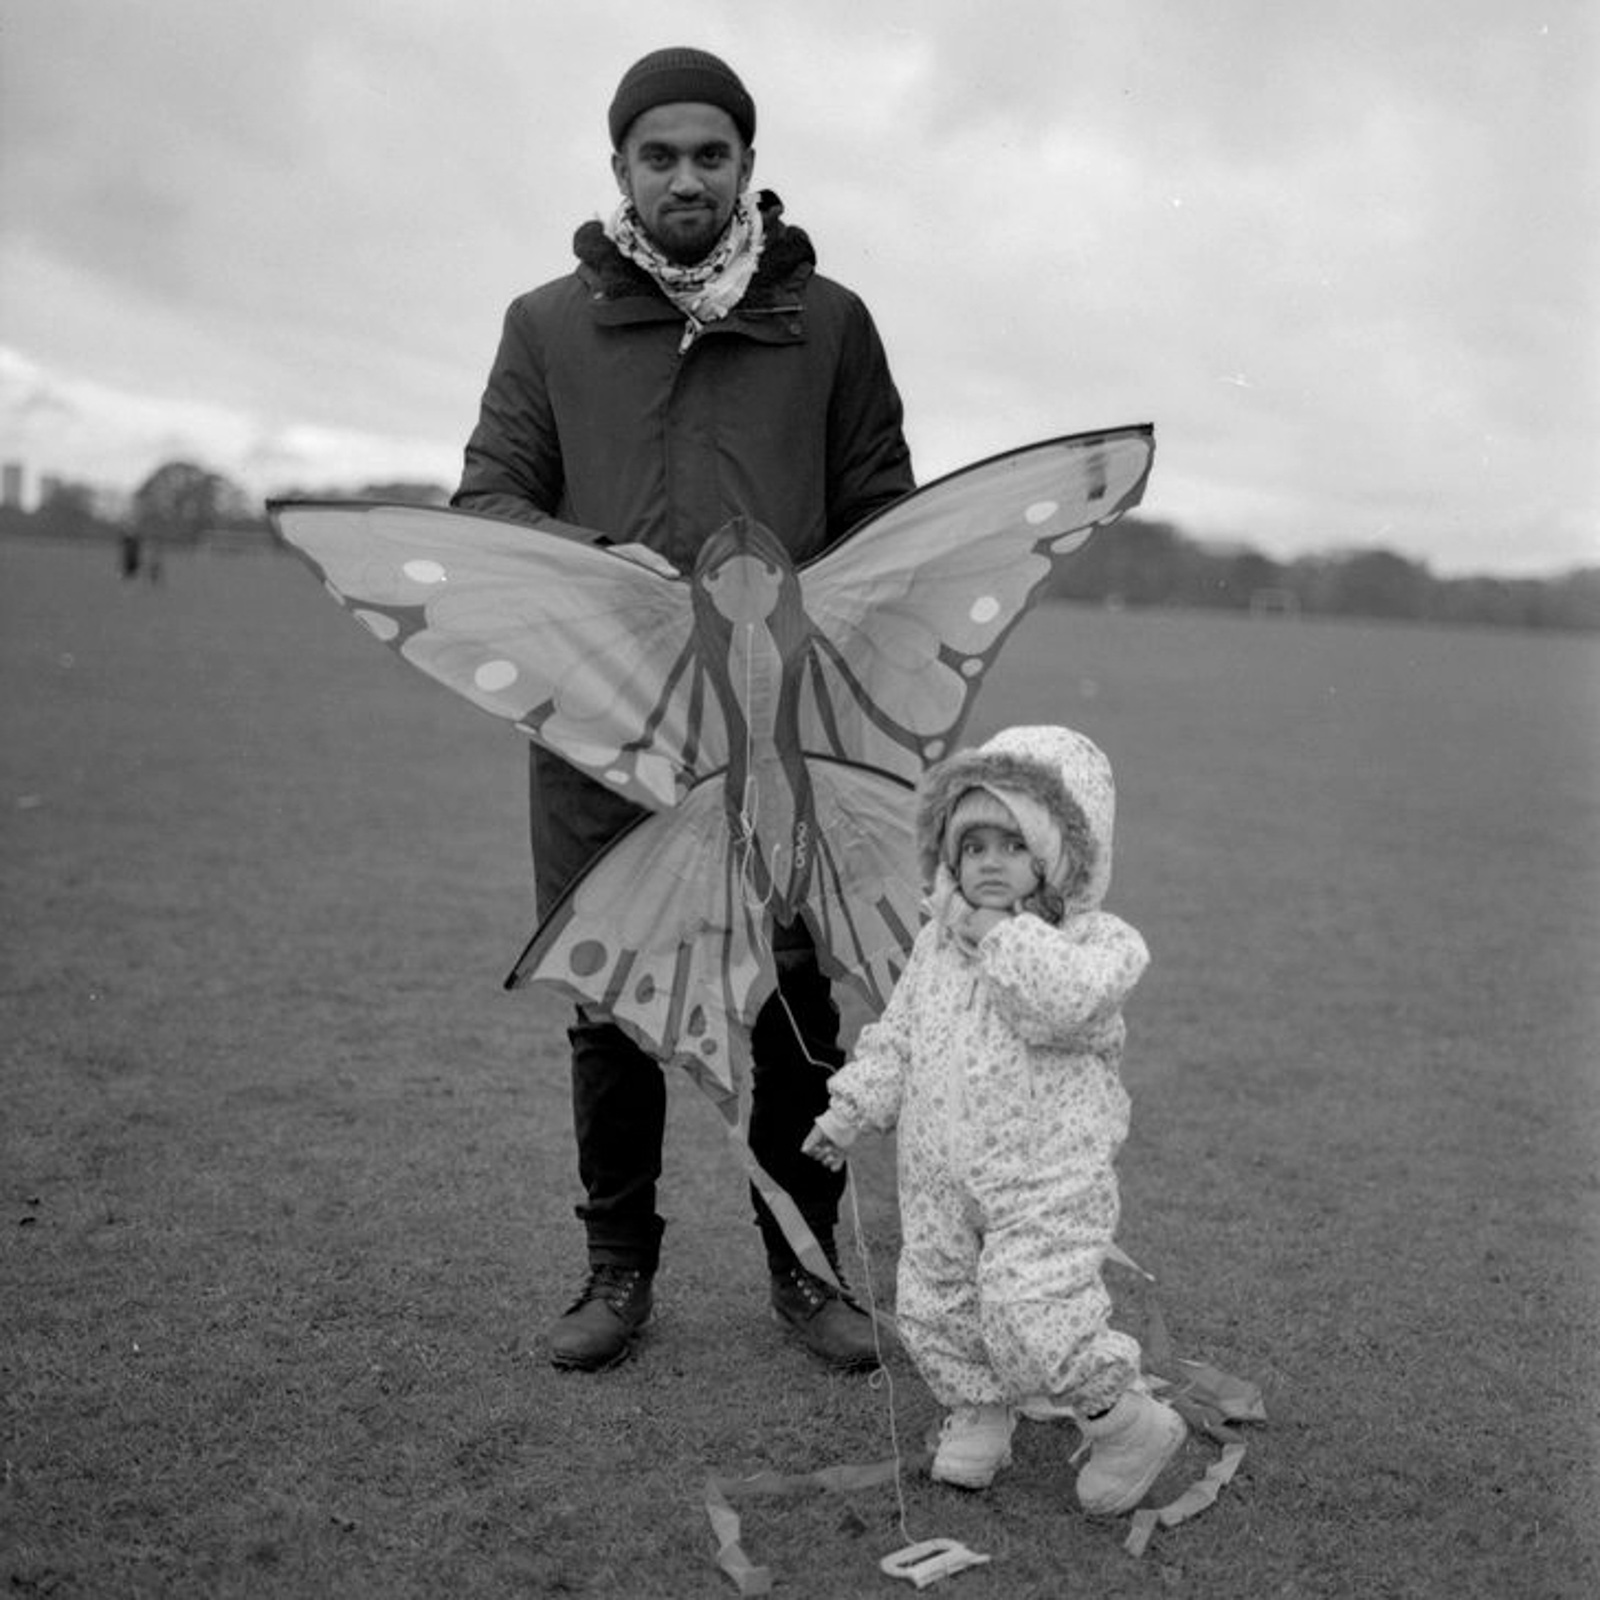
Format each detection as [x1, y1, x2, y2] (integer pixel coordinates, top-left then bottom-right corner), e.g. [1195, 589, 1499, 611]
[956, 823, 1040, 910]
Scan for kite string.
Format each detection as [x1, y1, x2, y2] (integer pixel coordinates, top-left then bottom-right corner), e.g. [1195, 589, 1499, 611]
[759, 938, 916, 1550]
[843, 1164, 915, 1547]
[730, 616, 923, 1544]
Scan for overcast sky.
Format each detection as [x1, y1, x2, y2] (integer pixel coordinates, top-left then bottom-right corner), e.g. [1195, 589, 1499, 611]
[3, 0, 1595, 575]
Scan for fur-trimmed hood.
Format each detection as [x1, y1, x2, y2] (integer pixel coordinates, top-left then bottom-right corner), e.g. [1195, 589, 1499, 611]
[917, 725, 1118, 918]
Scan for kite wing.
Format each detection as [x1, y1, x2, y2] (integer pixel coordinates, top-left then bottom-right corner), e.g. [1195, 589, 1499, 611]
[795, 425, 1154, 782]
[792, 756, 921, 1013]
[505, 755, 920, 1289]
[509, 753, 922, 1063]
[509, 779, 764, 1101]
[266, 500, 719, 811]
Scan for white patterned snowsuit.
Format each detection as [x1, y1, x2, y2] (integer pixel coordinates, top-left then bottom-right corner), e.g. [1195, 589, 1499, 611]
[818, 727, 1147, 1412]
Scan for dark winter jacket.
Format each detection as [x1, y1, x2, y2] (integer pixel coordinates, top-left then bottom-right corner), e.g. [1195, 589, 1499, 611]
[452, 193, 915, 912]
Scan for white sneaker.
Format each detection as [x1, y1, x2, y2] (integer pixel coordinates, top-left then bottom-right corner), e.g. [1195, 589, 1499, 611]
[1074, 1390, 1186, 1514]
[931, 1403, 1016, 1489]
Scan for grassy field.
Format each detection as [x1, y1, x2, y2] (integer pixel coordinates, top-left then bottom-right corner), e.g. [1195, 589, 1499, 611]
[3, 535, 1597, 1598]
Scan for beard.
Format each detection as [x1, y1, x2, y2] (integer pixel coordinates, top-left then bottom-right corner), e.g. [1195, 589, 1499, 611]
[646, 202, 730, 264]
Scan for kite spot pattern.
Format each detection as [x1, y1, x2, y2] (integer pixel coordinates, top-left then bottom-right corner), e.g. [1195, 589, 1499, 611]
[402, 558, 448, 585]
[569, 939, 608, 978]
[474, 659, 519, 693]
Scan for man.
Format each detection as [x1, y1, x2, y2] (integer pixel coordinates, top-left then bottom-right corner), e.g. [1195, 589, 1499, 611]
[454, 47, 915, 1373]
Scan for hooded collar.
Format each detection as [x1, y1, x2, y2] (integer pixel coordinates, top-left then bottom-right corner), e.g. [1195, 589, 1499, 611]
[573, 188, 815, 318]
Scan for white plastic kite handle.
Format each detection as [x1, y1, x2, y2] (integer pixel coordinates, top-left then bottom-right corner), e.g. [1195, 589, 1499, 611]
[879, 1537, 992, 1588]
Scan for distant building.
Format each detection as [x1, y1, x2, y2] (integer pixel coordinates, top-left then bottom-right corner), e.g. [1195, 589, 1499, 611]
[1248, 586, 1302, 618]
[2, 462, 22, 509]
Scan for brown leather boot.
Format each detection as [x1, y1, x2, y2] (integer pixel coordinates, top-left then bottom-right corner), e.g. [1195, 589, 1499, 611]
[769, 1262, 880, 1370]
[548, 1265, 654, 1371]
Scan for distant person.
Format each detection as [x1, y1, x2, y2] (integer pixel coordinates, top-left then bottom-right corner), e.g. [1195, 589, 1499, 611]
[119, 531, 142, 580]
[804, 726, 1186, 1514]
[452, 47, 915, 1372]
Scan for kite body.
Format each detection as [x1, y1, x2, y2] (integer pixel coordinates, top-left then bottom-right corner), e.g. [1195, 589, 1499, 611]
[267, 424, 1154, 1111]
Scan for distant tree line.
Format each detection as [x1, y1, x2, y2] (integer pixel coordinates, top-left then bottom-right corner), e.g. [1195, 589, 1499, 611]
[5, 460, 1596, 634]
[1042, 515, 1600, 632]
[0, 463, 449, 549]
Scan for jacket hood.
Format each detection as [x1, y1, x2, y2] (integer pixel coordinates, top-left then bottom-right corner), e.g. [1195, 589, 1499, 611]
[917, 725, 1118, 917]
[572, 188, 815, 308]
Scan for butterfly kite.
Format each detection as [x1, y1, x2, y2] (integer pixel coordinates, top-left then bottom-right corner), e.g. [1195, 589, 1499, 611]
[268, 424, 1154, 1273]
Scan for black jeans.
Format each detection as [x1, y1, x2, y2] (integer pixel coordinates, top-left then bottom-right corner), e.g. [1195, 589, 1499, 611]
[567, 939, 847, 1273]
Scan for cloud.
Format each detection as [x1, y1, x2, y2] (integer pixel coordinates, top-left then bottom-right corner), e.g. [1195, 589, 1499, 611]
[1, 0, 1595, 574]
[0, 347, 461, 503]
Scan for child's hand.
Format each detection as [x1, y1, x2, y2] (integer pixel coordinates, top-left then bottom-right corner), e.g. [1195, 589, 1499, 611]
[962, 906, 1011, 941]
[802, 1125, 848, 1172]
[951, 901, 1011, 952]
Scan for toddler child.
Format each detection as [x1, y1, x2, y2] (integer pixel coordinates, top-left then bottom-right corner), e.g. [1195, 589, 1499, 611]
[803, 725, 1184, 1514]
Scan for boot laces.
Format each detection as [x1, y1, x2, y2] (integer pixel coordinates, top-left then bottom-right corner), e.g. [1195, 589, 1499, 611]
[782, 1260, 870, 1321]
[572, 1264, 646, 1314]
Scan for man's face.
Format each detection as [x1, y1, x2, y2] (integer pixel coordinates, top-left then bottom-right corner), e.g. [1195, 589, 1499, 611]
[611, 103, 754, 264]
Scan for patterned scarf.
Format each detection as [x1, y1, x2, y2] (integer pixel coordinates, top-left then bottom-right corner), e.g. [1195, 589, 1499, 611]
[604, 191, 765, 351]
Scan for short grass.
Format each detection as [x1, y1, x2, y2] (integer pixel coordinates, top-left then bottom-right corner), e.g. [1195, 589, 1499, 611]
[3, 537, 1597, 1598]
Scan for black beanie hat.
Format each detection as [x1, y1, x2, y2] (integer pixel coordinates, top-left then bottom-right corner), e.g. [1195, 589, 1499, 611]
[608, 47, 756, 149]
